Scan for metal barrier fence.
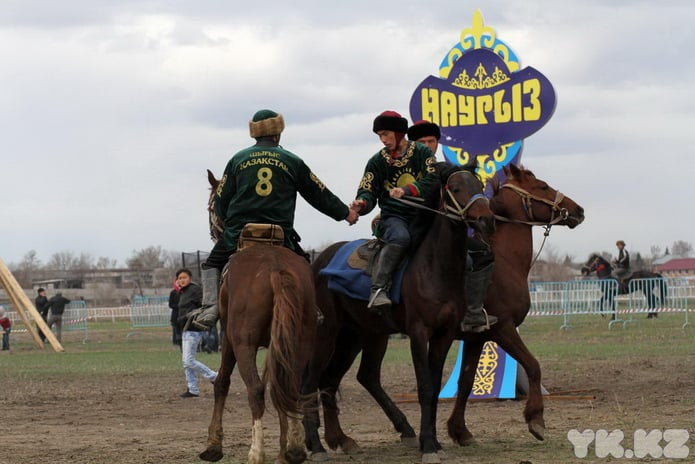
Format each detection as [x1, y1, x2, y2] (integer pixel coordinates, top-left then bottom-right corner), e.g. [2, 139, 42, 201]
[5, 300, 89, 342]
[131, 295, 170, 328]
[529, 277, 692, 329]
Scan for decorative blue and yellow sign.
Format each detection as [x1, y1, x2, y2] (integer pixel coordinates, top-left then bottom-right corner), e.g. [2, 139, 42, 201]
[409, 10, 556, 185]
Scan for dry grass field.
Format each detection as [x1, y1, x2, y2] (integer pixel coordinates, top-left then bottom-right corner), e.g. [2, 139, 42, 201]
[1, 315, 693, 464]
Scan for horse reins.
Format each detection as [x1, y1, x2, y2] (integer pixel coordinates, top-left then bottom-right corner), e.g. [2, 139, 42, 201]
[494, 182, 570, 267]
[396, 171, 489, 224]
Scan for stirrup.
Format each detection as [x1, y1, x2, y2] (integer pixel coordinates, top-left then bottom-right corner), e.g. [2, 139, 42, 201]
[368, 288, 391, 312]
[461, 309, 498, 333]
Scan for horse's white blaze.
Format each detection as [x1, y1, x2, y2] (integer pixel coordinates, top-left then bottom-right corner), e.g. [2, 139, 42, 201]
[248, 419, 265, 464]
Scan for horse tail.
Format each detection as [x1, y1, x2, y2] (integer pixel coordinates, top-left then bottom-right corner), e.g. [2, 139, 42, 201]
[264, 268, 307, 417]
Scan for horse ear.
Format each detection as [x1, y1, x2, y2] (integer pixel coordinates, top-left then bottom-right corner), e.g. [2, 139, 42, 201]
[508, 163, 521, 178]
[207, 169, 218, 188]
[461, 157, 477, 173]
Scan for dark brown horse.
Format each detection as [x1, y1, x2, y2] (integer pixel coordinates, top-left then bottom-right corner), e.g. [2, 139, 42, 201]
[199, 176, 316, 464]
[303, 164, 584, 457]
[303, 162, 495, 464]
[582, 254, 667, 319]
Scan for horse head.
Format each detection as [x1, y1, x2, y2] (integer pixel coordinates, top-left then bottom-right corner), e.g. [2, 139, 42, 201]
[435, 161, 495, 237]
[207, 169, 224, 243]
[490, 164, 585, 229]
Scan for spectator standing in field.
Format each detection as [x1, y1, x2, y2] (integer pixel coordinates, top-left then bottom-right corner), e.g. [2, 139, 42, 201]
[0, 306, 11, 351]
[175, 268, 217, 398]
[45, 292, 71, 343]
[34, 287, 49, 342]
[168, 279, 182, 349]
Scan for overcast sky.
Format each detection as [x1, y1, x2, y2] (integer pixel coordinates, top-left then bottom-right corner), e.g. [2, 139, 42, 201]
[2, 1, 694, 268]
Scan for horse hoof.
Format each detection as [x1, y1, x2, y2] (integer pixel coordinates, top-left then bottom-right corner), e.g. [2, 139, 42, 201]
[437, 449, 448, 460]
[341, 438, 362, 455]
[529, 422, 545, 441]
[284, 446, 307, 464]
[401, 436, 419, 448]
[422, 451, 442, 464]
[309, 451, 329, 462]
[199, 446, 224, 462]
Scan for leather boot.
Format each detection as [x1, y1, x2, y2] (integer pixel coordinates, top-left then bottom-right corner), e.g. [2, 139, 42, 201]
[191, 267, 220, 330]
[461, 263, 498, 333]
[368, 244, 407, 313]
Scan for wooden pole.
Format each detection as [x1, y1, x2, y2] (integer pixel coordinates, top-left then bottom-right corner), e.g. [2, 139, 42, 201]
[0, 257, 64, 352]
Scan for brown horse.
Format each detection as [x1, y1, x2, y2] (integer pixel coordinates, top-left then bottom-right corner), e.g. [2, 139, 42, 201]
[446, 163, 584, 445]
[302, 162, 495, 464]
[303, 164, 584, 457]
[199, 183, 316, 463]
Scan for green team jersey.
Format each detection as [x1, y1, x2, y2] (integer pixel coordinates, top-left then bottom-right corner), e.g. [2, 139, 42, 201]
[355, 141, 438, 221]
[215, 141, 349, 251]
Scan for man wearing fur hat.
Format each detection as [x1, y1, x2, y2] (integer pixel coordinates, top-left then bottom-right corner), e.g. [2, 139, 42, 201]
[350, 110, 439, 313]
[192, 109, 359, 330]
[407, 120, 497, 332]
[407, 119, 442, 157]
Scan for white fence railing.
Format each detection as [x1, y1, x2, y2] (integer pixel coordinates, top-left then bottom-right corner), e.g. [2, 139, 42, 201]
[529, 277, 692, 329]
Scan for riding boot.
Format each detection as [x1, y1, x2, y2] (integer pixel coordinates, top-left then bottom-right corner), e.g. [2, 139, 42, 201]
[191, 267, 220, 330]
[461, 263, 498, 333]
[367, 244, 407, 313]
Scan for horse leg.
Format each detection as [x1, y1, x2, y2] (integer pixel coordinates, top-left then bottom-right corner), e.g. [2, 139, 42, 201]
[284, 413, 306, 464]
[491, 324, 545, 441]
[199, 335, 236, 462]
[301, 357, 327, 458]
[446, 340, 484, 446]
[357, 334, 417, 447]
[409, 331, 448, 464]
[320, 331, 363, 454]
[425, 333, 455, 457]
[236, 345, 266, 464]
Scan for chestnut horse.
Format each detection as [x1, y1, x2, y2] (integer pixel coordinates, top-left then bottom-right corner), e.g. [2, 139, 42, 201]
[446, 163, 584, 445]
[302, 162, 495, 464]
[199, 175, 316, 464]
[303, 164, 584, 457]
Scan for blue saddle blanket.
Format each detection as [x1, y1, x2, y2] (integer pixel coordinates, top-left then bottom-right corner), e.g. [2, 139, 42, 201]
[319, 239, 406, 303]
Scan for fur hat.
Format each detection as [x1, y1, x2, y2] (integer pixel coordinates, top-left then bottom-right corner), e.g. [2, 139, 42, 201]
[372, 111, 408, 134]
[407, 120, 441, 141]
[249, 109, 285, 138]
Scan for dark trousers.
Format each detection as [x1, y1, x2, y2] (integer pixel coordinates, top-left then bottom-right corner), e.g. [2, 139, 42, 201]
[2, 329, 10, 350]
[204, 240, 234, 271]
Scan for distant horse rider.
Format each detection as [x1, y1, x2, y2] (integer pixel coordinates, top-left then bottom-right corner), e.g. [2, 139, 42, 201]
[613, 240, 630, 280]
[407, 119, 497, 333]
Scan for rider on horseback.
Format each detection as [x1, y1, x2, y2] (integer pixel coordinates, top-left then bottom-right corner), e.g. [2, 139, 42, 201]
[613, 240, 630, 281]
[407, 120, 497, 333]
[350, 111, 439, 315]
[191, 109, 359, 330]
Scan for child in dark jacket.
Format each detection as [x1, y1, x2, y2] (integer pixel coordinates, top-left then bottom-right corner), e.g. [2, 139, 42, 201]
[0, 306, 12, 350]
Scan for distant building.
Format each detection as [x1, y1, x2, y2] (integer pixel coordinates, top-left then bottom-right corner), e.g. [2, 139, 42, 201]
[653, 258, 695, 278]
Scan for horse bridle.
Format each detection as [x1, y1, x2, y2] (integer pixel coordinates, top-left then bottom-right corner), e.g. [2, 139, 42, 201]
[396, 170, 489, 223]
[208, 191, 223, 243]
[494, 182, 570, 267]
[495, 183, 569, 228]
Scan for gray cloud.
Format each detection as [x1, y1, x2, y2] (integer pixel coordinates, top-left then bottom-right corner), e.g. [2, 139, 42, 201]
[2, 1, 694, 267]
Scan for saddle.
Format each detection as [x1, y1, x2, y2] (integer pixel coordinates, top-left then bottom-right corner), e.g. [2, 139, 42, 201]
[237, 223, 284, 251]
[346, 238, 383, 275]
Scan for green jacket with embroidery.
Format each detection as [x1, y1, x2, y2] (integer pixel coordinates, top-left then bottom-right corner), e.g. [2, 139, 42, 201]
[215, 141, 349, 251]
[355, 141, 437, 221]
